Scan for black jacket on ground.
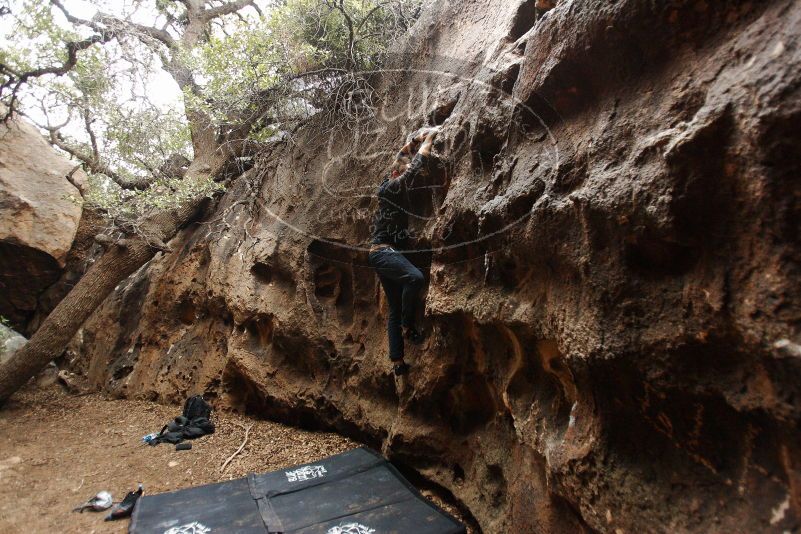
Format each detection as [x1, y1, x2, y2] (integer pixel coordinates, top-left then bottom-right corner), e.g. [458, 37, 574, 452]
[370, 153, 427, 248]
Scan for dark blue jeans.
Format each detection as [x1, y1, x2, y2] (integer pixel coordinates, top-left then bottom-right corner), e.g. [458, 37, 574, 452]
[368, 247, 424, 361]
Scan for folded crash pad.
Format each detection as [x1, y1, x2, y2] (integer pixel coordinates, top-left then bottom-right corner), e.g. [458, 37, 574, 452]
[129, 447, 465, 534]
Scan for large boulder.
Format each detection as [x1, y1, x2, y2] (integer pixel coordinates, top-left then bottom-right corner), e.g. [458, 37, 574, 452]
[0, 115, 86, 329]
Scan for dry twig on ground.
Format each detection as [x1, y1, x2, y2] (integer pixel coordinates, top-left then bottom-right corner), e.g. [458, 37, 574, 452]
[221, 422, 253, 473]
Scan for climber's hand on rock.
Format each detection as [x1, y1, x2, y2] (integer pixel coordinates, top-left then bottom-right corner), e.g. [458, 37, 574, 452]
[424, 127, 440, 142]
[412, 126, 440, 144]
[398, 140, 415, 158]
[410, 129, 427, 143]
[418, 127, 440, 158]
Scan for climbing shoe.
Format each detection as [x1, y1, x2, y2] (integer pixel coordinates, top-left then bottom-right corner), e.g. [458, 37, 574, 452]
[404, 327, 424, 344]
[393, 362, 410, 376]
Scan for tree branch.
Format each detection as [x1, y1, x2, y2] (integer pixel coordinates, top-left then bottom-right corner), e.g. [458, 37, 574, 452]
[37, 121, 152, 191]
[201, 0, 256, 23]
[48, 131, 110, 179]
[92, 13, 176, 48]
[65, 164, 87, 197]
[0, 33, 111, 121]
[356, 2, 391, 32]
[82, 107, 100, 162]
[328, 0, 356, 68]
[50, 0, 103, 32]
[51, 0, 176, 48]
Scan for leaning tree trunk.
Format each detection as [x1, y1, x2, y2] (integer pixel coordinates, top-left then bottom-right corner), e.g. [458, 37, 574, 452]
[0, 156, 225, 404]
[0, 0, 265, 405]
[0, 238, 155, 403]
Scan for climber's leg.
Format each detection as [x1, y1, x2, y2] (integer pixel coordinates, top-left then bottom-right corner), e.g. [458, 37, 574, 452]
[399, 263, 424, 331]
[369, 247, 425, 362]
[370, 248, 424, 325]
[376, 274, 404, 362]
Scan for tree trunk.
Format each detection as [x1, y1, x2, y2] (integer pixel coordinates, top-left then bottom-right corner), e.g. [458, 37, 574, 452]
[0, 154, 226, 404]
[0, 239, 154, 403]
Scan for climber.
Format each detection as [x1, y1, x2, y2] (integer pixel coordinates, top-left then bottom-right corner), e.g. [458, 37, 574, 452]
[368, 126, 439, 376]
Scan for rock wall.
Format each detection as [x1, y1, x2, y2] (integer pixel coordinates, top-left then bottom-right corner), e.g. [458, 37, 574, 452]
[0, 115, 86, 330]
[70, 1, 801, 532]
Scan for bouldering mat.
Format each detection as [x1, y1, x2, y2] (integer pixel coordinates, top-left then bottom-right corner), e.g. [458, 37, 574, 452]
[129, 447, 465, 534]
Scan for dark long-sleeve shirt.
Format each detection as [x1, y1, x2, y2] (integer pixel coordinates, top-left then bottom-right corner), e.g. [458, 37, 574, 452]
[370, 153, 427, 248]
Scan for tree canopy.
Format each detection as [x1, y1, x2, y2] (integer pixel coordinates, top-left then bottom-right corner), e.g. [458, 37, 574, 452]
[0, 0, 422, 222]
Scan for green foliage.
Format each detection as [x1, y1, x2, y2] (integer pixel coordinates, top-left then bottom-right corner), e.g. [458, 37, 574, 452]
[1, 0, 422, 227]
[0, 0, 79, 73]
[103, 105, 192, 176]
[188, 0, 423, 127]
[2, 0, 193, 178]
[70, 47, 113, 98]
[270, 0, 418, 72]
[84, 173, 223, 221]
[181, 21, 282, 124]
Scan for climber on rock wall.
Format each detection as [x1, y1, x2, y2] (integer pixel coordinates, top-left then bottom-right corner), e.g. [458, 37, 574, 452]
[368, 127, 440, 376]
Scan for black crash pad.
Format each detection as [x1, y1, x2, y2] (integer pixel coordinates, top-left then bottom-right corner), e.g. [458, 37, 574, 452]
[129, 447, 465, 534]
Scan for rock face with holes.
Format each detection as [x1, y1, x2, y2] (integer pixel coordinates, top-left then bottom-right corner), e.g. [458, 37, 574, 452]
[70, 1, 801, 532]
[0, 114, 86, 330]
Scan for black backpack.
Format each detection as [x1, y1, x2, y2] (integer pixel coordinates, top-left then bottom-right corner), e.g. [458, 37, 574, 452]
[151, 395, 215, 445]
[183, 395, 212, 420]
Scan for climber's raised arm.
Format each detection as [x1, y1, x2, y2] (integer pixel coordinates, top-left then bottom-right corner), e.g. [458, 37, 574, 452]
[416, 128, 438, 158]
[392, 127, 439, 185]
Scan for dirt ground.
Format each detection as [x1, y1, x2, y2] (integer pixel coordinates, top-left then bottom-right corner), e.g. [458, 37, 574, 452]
[0, 384, 468, 533]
